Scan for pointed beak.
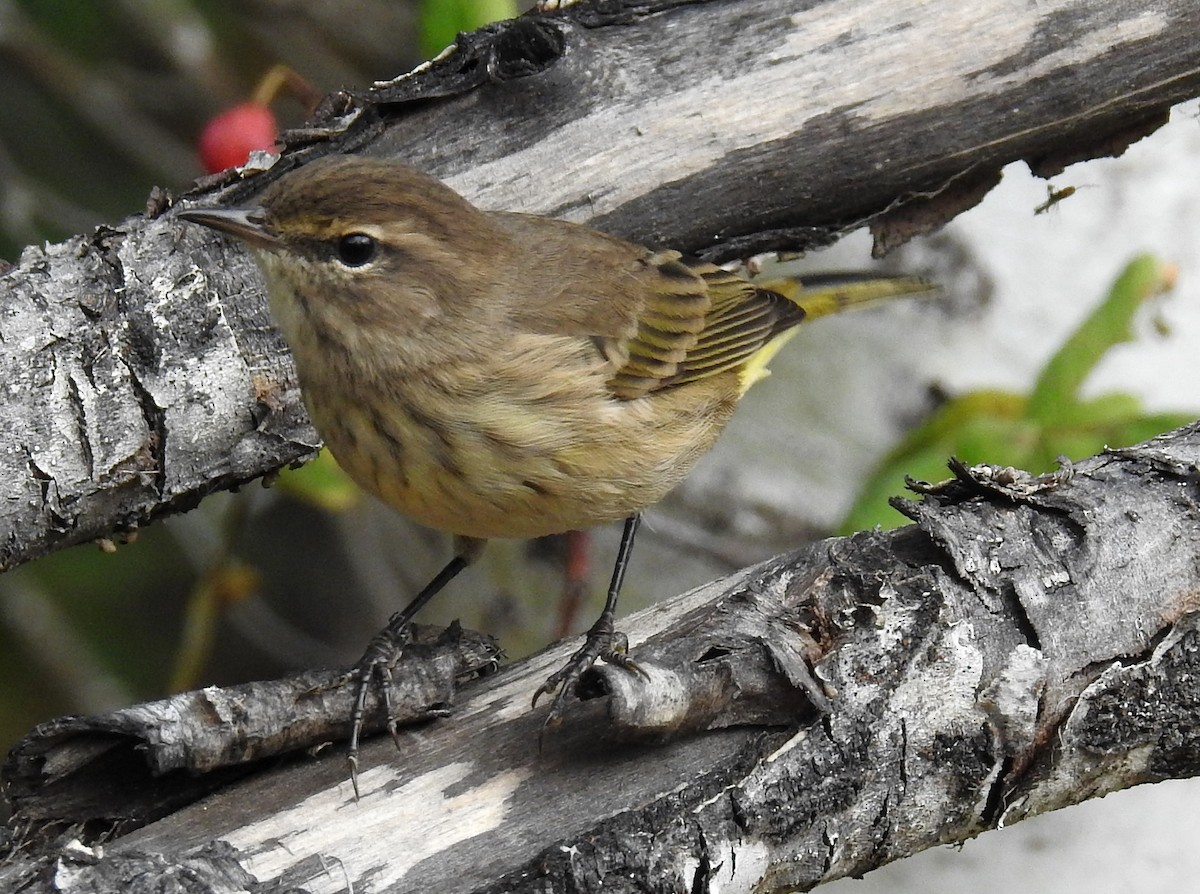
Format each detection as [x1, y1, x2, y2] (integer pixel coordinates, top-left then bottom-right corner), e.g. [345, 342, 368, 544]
[175, 206, 281, 250]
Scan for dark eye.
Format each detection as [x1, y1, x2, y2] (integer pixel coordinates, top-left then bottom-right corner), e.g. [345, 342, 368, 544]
[336, 233, 377, 267]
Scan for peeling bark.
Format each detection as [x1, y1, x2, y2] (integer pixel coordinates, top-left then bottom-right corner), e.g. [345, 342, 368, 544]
[2, 625, 500, 838]
[4, 426, 1199, 892]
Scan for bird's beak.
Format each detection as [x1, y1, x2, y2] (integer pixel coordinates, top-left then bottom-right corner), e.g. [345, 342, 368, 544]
[176, 206, 281, 250]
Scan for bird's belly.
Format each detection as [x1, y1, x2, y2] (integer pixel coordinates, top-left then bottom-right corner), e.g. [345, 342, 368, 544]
[307, 379, 737, 540]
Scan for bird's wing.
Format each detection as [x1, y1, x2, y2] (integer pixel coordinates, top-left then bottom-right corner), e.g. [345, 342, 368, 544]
[495, 212, 802, 401]
[604, 258, 804, 400]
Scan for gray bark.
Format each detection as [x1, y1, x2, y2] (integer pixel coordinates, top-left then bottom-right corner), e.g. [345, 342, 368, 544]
[3, 0, 1199, 570]
[3, 426, 1200, 892]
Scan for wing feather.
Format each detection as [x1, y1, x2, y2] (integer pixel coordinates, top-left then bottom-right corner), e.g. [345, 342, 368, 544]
[606, 258, 803, 399]
[491, 211, 931, 403]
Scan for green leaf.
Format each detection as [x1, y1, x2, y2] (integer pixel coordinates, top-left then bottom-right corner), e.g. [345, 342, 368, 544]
[1026, 255, 1176, 424]
[275, 451, 361, 513]
[839, 255, 1188, 534]
[420, 0, 519, 58]
[838, 393, 1033, 533]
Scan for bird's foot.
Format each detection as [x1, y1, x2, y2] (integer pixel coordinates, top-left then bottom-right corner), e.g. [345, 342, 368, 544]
[339, 615, 414, 799]
[532, 613, 648, 731]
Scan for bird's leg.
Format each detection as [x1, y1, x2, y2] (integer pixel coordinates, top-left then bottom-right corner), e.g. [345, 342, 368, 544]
[346, 536, 484, 797]
[533, 514, 647, 727]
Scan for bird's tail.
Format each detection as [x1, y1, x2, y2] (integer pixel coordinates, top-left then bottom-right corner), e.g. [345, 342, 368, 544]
[736, 272, 936, 392]
[761, 272, 937, 321]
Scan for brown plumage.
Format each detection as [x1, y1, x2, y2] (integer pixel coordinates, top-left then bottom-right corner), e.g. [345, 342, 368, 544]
[177, 155, 932, 784]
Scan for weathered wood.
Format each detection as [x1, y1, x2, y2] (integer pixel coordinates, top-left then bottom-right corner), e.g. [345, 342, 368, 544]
[2, 625, 500, 833]
[4, 425, 1200, 892]
[3, 0, 1199, 570]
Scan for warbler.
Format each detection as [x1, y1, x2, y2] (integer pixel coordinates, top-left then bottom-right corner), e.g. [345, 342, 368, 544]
[178, 155, 931, 775]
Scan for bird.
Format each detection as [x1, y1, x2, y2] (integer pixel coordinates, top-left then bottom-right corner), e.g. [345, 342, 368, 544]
[177, 154, 932, 786]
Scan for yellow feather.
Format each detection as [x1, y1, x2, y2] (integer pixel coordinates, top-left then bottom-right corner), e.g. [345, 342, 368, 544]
[737, 327, 799, 393]
[762, 274, 934, 321]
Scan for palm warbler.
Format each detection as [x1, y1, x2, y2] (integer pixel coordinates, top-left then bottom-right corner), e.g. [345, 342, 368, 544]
[178, 155, 932, 773]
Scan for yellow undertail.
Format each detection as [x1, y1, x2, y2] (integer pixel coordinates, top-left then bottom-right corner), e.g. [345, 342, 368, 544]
[738, 273, 936, 394]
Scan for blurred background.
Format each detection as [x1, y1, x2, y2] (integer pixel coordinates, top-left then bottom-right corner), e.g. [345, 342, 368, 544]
[1, 1, 1199, 891]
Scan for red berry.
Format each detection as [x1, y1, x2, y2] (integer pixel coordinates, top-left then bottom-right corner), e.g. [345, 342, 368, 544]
[198, 102, 278, 174]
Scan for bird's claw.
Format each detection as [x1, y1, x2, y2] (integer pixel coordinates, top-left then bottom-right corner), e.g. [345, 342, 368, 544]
[533, 620, 646, 734]
[343, 618, 413, 798]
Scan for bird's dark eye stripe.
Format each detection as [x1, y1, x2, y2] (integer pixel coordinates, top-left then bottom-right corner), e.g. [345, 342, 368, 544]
[337, 232, 377, 267]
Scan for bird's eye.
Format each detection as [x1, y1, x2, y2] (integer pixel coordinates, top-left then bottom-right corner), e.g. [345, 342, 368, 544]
[336, 233, 377, 267]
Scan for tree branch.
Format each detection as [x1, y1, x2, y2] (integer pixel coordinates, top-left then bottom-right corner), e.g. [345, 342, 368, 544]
[4, 424, 1199, 892]
[2, 0, 1198, 569]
